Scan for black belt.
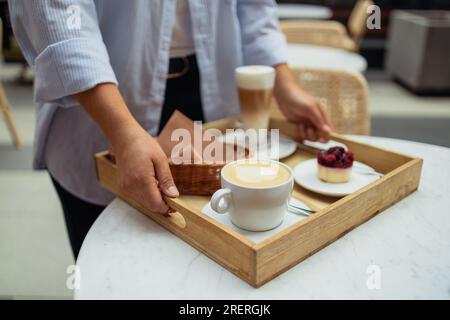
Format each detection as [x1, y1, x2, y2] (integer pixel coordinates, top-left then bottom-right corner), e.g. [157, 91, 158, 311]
[158, 54, 204, 132]
[167, 54, 197, 79]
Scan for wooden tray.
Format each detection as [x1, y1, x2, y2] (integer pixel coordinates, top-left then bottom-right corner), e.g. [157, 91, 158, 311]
[95, 117, 423, 287]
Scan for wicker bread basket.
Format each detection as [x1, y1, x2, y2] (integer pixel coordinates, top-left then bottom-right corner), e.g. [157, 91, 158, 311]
[111, 111, 252, 195]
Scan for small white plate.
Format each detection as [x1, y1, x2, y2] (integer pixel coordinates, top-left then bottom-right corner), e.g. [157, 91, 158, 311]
[219, 131, 297, 160]
[261, 133, 297, 160]
[201, 198, 310, 243]
[293, 159, 380, 197]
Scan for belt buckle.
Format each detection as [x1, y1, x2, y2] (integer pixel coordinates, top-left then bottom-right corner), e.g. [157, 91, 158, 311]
[166, 56, 190, 79]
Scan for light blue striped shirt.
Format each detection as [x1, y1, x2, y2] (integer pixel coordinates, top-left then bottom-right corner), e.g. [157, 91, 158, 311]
[8, 0, 288, 205]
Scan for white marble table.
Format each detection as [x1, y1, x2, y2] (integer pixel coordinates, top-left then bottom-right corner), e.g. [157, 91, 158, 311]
[75, 136, 450, 299]
[277, 4, 332, 20]
[287, 44, 368, 73]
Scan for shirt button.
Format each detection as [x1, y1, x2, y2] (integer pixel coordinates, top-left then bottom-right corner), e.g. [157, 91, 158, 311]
[162, 39, 170, 51]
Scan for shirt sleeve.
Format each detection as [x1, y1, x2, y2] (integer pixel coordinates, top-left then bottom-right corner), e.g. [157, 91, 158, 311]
[236, 0, 288, 66]
[8, 0, 118, 104]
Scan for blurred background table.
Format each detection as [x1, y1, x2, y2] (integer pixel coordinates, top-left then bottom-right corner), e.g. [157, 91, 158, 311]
[386, 10, 450, 93]
[287, 43, 367, 72]
[75, 136, 450, 300]
[277, 4, 332, 20]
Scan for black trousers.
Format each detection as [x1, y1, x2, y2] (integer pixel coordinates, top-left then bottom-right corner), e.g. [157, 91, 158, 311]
[51, 177, 105, 259]
[54, 54, 204, 259]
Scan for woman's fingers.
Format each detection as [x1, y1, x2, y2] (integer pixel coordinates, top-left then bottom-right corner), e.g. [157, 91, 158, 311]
[295, 123, 323, 142]
[142, 157, 178, 213]
[143, 175, 171, 213]
[295, 123, 307, 141]
[307, 102, 331, 134]
[316, 104, 332, 144]
[119, 170, 170, 214]
[154, 156, 179, 198]
[317, 103, 332, 130]
[289, 100, 331, 136]
[306, 126, 319, 141]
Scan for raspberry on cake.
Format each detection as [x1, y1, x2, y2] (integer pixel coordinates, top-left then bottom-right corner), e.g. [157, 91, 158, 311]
[317, 147, 354, 183]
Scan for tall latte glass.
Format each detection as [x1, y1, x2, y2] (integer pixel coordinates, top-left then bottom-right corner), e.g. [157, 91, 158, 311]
[235, 65, 275, 130]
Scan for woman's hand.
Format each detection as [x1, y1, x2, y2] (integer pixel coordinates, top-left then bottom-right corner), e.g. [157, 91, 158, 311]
[112, 126, 179, 214]
[74, 83, 178, 214]
[274, 64, 332, 142]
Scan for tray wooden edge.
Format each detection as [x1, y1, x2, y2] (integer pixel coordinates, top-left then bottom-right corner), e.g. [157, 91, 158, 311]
[94, 151, 260, 286]
[252, 157, 423, 287]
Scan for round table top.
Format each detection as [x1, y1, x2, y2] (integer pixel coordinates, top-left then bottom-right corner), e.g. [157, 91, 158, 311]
[75, 136, 450, 299]
[277, 4, 332, 20]
[287, 44, 368, 73]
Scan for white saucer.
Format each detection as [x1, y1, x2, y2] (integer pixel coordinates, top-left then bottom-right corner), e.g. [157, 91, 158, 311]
[293, 159, 380, 197]
[219, 131, 297, 160]
[274, 133, 297, 160]
[201, 198, 310, 243]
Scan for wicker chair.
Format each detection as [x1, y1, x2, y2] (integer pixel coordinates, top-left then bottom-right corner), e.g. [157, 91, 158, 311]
[280, 20, 356, 51]
[0, 17, 22, 148]
[271, 67, 370, 135]
[280, 0, 374, 52]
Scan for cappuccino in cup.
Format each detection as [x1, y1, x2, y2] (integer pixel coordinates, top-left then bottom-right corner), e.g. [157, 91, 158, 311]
[235, 66, 275, 130]
[222, 160, 291, 188]
[211, 160, 294, 231]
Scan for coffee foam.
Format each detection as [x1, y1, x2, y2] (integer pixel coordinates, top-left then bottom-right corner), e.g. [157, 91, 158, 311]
[223, 160, 291, 188]
[236, 165, 278, 183]
[235, 66, 275, 90]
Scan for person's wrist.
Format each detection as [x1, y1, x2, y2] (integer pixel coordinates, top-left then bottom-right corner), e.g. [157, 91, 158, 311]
[275, 80, 302, 108]
[274, 68, 301, 103]
[109, 119, 149, 152]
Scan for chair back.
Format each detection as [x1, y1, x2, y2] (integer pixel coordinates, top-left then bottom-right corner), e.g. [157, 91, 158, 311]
[348, 0, 374, 45]
[280, 20, 353, 51]
[272, 67, 370, 135]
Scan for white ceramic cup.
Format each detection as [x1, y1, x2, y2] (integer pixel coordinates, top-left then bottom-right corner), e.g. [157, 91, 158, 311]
[210, 160, 294, 231]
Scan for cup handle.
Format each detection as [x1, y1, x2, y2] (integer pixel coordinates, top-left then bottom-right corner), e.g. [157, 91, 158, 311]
[210, 188, 232, 214]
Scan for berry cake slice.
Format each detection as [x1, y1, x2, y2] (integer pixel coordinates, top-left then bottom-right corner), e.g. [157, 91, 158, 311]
[317, 147, 354, 183]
